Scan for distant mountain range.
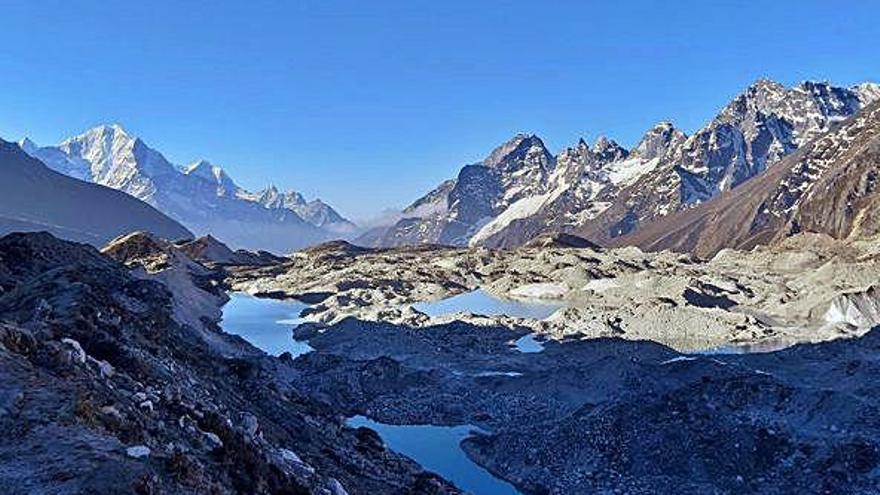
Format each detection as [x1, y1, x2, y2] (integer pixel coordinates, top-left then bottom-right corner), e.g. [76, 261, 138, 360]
[0, 138, 191, 245]
[359, 79, 880, 253]
[6, 79, 880, 257]
[21, 124, 356, 253]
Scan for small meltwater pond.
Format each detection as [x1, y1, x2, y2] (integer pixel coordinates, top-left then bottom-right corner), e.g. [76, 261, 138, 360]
[413, 289, 564, 320]
[221, 293, 313, 357]
[347, 416, 520, 495]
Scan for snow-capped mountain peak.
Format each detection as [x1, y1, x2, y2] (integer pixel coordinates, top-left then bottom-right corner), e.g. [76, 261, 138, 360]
[631, 122, 686, 160]
[855, 82, 880, 104]
[18, 137, 38, 153]
[482, 133, 553, 171]
[251, 185, 306, 209]
[185, 159, 238, 195]
[371, 78, 880, 250]
[21, 123, 356, 252]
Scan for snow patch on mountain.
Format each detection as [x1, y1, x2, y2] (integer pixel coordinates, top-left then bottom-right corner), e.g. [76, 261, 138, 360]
[606, 157, 662, 187]
[470, 190, 558, 246]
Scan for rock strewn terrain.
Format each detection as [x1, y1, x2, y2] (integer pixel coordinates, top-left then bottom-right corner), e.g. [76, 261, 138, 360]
[289, 316, 880, 494]
[228, 234, 880, 352]
[0, 232, 459, 494]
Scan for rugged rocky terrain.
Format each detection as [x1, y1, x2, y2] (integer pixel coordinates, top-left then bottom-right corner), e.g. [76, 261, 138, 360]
[0, 232, 458, 494]
[229, 234, 880, 352]
[219, 234, 880, 494]
[5, 228, 880, 493]
[6, 79, 880, 495]
[290, 317, 880, 494]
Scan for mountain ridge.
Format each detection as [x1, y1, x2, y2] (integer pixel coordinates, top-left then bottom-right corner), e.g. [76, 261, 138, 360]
[0, 138, 192, 245]
[359, 79, 879, 250]
[22, 124, 356, 252]
[615, 99, 880, 257]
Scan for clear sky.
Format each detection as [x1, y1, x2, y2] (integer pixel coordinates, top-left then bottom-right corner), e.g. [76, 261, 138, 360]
[0, 1, 878, 222]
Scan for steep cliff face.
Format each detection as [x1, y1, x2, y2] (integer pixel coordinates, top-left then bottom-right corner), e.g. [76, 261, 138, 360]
[361, 134, 554, 247]
[473, 124, 686, 248]
[578, 80, 880, 245]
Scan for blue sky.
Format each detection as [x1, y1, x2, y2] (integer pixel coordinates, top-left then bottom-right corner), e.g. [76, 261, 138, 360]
[0, 1, 878, 221]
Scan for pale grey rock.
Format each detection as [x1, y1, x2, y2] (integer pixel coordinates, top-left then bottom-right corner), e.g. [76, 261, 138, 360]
[126, 445, 151, 459]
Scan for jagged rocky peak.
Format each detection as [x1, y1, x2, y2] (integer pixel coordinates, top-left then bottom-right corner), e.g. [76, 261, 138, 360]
[253, 185, 353, 230]
[17, 137, 38, 153]
[185, 159, 238, 194]
[623, 99, 880, 256]
[592, 136, 629, 162]
[795, 80, 864, 117]
[668, 78, 880, 206]
[254, 184, 307, 209]
[632, 121, 687, 160]
[554, 137, 602, 179]
[482, 133, 554, 171]
[63, 123, 141, 158]
[717, 78, 788, 121]
[718, 78, 876, 132]
[558, 137, 593, 162]
[57, 122, 177, 190]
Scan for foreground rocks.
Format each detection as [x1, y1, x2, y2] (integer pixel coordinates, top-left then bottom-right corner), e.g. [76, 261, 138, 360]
[290, 317, 880, 494]
[7, 230, 880, 493]
[0, 232, 458, 494]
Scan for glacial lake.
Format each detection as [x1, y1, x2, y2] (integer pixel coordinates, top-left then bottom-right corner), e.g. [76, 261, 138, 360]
[347, 416, 520, 495]
[221, 293, 313, 357]
[413, 289, 564, 320]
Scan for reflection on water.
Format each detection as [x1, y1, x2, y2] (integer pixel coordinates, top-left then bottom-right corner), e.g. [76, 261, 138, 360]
[347, 415, 520, 495]
[221, 293, 313, 357]
[413, 289, 563, 320]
